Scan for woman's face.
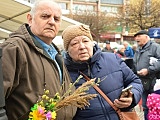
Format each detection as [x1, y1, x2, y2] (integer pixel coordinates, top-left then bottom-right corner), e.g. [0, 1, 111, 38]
[67, 36, 94, 62]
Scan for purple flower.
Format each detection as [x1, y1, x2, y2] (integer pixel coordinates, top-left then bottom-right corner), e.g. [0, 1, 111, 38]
[46, 111, 52, 120]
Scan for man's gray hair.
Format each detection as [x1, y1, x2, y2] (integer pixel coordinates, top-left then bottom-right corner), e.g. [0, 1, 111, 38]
[30, 0, 61, 16]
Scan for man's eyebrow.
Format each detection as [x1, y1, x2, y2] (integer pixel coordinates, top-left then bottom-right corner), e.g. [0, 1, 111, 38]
[41, 11, 51, 15]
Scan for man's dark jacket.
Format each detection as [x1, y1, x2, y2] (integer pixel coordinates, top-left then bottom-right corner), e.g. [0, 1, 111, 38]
[133, 40, 160, 91]
[0, 48, 8, 120]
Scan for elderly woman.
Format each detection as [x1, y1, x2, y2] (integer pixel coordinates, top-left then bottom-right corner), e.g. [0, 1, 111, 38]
[62, 24, 143, 120]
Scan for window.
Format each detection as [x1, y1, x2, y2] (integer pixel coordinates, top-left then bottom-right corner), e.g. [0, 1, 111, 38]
[101, 0, 123, 4]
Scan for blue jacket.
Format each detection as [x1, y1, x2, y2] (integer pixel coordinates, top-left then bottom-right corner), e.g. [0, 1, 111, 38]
[124, 46, 134, 58]
[64, 44, 143, 120]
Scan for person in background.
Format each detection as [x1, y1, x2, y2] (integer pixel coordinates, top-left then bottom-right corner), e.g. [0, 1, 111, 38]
[116, 45, 134, 70]
[132, 44, 137, 55]
[133, 30, 160, 120]
[147, 79, 160, 120]
[62, 24, 143, 120]
[102, 40, 114, 53]
[116, 45, 125, 58]
[0, 0, 76, 119]
[123, 41, 134, 58]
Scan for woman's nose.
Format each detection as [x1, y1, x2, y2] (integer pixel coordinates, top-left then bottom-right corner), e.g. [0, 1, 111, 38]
[79, 42, 86, 48]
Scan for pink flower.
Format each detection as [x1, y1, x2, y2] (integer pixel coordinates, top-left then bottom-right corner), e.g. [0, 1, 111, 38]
[46, 111, 52, 120]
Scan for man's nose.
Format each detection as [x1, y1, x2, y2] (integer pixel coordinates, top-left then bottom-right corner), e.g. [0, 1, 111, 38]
[48, 17, 55, 24]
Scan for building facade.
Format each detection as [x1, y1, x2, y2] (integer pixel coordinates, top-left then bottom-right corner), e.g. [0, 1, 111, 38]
[23, 0, 132, 42]
[24, 0, 124, 17]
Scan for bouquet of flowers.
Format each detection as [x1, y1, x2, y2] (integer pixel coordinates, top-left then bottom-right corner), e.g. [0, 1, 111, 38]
[28, 75, 98, 120]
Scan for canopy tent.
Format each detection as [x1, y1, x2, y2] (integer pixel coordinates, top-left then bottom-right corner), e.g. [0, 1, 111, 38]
[0, 0, 30, 40]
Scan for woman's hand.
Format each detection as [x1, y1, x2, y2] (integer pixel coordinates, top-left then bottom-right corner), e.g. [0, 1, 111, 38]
[113, 91, 133, 108]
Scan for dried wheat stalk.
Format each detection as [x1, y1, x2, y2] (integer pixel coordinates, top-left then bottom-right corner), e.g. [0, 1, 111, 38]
[55, 78, 97, 111]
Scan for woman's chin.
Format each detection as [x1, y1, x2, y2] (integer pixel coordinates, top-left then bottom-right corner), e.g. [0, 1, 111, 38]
[79, 57, 89, 62]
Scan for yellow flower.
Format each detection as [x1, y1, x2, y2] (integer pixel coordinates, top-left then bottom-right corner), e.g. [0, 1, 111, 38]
[51, 111, 57, 119]
[29, 75, 98, 120]
[29, 106, 45, 120]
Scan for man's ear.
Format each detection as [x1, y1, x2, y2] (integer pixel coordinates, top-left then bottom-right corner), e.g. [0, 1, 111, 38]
[27, 13, 32, 26]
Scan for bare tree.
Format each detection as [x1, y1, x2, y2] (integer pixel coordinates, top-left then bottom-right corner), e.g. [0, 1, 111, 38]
[118, 0, 160, 32]
[66, 10, 117, 42]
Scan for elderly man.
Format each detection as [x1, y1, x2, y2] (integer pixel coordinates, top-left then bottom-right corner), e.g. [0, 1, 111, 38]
[0, 0, 76, 119]
[102, 41, 114, 53]
[133, 30, 160, 120]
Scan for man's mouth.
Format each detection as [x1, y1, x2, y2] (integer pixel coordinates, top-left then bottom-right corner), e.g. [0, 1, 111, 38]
[46, 28, 54, 31]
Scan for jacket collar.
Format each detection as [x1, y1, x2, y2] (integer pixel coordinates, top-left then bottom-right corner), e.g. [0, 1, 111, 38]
[137, 40, 152, 53]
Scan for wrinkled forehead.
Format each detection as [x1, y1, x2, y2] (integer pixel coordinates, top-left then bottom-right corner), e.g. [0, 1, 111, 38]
[35, 1, 62, 14]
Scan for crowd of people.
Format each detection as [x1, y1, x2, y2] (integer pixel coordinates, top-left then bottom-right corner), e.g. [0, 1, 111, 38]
[101, 30, 160, 120]
[102, 40, 135, 59]
[0, 0, 160, 120]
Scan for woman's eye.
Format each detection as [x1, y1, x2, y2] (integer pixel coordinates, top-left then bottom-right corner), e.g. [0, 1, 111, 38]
[72, 43, 77, 46]
[70, 42, 79, 47]
[84, 40, 89, 43]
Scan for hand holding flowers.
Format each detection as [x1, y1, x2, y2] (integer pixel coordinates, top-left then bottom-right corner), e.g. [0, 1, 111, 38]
[28, 75, 98, 120]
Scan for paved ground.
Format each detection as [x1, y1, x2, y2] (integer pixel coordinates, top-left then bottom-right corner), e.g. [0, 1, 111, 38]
[135, 104, 144, 120]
